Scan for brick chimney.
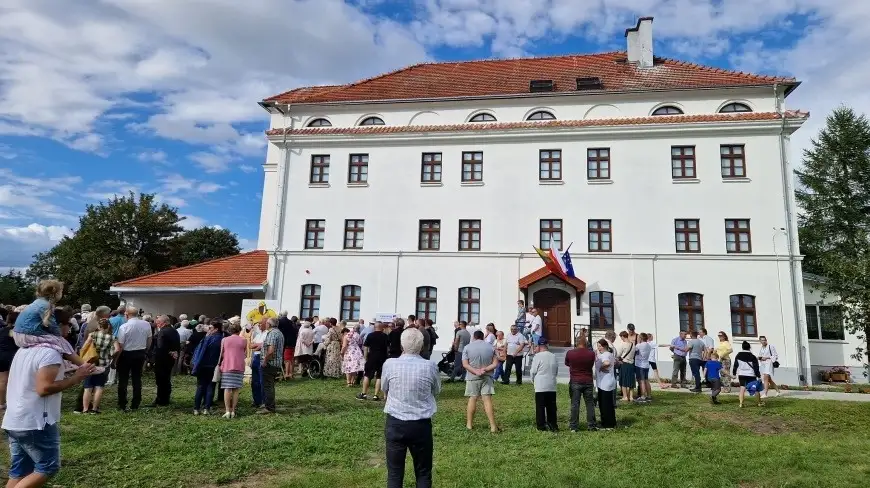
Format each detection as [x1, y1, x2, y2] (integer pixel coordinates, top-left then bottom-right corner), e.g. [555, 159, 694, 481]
[625, 17, 654, 68]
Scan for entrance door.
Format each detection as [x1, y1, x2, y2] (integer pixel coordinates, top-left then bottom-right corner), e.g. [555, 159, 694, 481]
[532, 288, 572, 347]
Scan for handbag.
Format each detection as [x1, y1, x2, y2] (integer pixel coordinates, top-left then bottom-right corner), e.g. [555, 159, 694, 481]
[773, 361, 780, 369]
[80, 340, 99, 364]
[212, 340, 223, 383]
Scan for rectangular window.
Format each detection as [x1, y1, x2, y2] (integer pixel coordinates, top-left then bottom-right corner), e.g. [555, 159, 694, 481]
[421, 153, 442, 183]
[805, 305, 846, 341]
[588, 219, 612, 252]
[343, 219, 364, 249]
[721, 144, 746, 178]
[725, 219, 751, 253]
[418, 220, 441, 251]
[416, 287, 437, 323]
[462, 151, 483, 182]
[310, 155, 330, 184]
[730, 294, 757, 337]
[539, 150, 562, 180]
[587, 148, 610, 180]
[539, 219, 563, 250]
[458, 287, 480, 325]
[340, 285, 361, 321]
[678, 293, 705, 332]
[304, 219, 325, 249]
[459, 220, 481, 251]
[299, 284, 321, 319]
[671, 146, 696, 179]
[675, 219, 700, 253]
[589, 291, 614, 329]
[348, 154, 368, 183]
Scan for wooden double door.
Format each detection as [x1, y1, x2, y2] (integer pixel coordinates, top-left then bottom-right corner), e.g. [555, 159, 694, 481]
[532, 288, 572, 347]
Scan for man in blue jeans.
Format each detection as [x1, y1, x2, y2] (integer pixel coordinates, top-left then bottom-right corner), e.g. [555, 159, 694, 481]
[3, 345, 96, 486]
[686, 330, 706, 393]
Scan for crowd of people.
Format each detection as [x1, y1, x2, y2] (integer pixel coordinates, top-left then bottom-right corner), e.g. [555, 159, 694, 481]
[0, 283, 783, 488]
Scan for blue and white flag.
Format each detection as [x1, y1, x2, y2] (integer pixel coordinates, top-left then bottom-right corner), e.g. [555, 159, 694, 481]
[561, 244, 576, 278]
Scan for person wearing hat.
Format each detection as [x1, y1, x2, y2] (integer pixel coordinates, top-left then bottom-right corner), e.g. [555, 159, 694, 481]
[529, 337, 559, 431]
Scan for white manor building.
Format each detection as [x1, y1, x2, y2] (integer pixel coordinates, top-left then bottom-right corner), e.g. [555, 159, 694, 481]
[112, 18, 866, 384]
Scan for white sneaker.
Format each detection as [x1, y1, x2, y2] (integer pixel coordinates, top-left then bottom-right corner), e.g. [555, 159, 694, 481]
[230, 411, 236, 418]
[222, 412, 231, 419]
[193, 410, 200, 415]
[202, 409, 210, 416]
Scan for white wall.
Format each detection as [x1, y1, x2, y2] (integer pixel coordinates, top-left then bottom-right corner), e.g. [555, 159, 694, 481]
[120, 292, 265, 318]
[803, 280, 868, 383]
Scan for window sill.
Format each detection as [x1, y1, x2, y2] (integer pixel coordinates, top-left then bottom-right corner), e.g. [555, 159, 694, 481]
[343, 248, 365, 251]
[808, 339, 849, 344]
[461, 181, 485, 187]
[308, 183, 330, 188]
[538, 180, 564, 185]
[587, 179, 613, 185]
[722, 177, 751, 183]
[347, 182, 369, 188]
[420, 182, 443, 187]
[672, 178, 700, 184]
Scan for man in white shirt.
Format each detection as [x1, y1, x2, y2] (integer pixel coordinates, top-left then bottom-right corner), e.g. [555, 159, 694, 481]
[115, 306, 153, 412]
[3, 346, 95, 485]
[528, 308, 543, 344]
[502, 324, 527, 386]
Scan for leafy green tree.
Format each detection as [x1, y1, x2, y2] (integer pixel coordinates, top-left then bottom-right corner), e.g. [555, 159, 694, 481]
[0, 270, 33, 305]
[796, 106, 870, 376]
[170, 226, 240, 268]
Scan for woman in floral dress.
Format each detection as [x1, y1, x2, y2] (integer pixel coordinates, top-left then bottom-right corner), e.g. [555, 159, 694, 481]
[322, 320, 344, 379]
[342, 325, 365, 386]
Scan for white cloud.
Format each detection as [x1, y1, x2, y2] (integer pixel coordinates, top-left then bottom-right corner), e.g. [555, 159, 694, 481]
[0, 0, 428, 158]
[188, 151, 233, 173]
[0, 223, 72, 268]
[0, 169, 82, 222]
[197, 182, 223, 194]
[239, 165, 257, 174]
[136, 150, 168, 163]
[0, 143, 15, 160]
[179, 214, 207, 230]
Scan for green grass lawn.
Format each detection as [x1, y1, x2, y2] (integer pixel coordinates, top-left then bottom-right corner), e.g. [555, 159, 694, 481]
[2, 376, 870, 488]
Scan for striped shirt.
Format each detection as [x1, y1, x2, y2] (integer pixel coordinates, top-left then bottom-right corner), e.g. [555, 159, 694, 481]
[381, 354, 441, 421]
[262, 329, 285, 369]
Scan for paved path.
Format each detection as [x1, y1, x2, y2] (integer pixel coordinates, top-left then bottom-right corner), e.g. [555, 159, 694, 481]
[554, 377, 870, 402]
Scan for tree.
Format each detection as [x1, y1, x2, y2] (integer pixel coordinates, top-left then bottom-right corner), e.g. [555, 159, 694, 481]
[0, 270, 33, 305]
[25, 192, 242, 307]
[170, 227, 240, 268]
[796, 106, 870, 377]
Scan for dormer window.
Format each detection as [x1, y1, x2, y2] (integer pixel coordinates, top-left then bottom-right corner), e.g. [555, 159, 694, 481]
[307, 118, 332, 127]
[529, 80, 554, 93]
[576, 77, 603, 90]
[359, 116, 385, 126]
[652, 106, 683, 116]
[719, 103, 752, 113]
[527, 111, 556, 121]
[469, 113, 497, 122]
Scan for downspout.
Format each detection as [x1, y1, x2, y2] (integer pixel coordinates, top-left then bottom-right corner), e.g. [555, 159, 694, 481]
[269, 104, 292, 301]
[775, 83, 809, 385]
[393, 251, 401, 312]
[651, 255, 659, 338]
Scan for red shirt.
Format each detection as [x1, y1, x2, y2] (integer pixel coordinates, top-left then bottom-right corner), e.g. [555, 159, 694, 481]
[565, 347, 596, 383]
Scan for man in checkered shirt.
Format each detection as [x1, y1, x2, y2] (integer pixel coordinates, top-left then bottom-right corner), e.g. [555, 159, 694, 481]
[381, 328, 440, 488]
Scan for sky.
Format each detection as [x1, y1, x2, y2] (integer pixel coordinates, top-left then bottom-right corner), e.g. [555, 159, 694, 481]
[1, 0, 869, 271]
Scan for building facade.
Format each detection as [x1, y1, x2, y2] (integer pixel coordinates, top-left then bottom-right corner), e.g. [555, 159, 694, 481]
[253, 17, 826, 385]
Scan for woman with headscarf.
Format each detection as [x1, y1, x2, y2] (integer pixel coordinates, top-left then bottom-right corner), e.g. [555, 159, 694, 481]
[322, 319, 344, 379]
[191, 320, 223, 415]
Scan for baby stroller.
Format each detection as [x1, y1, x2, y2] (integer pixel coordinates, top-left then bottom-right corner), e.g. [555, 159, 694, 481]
[438, 350, 455, 376]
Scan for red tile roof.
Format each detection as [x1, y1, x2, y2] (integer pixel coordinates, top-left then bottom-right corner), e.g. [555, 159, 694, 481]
[263, 52, 797, 105]
[112, 250, 268, 289]
[266, 111, 808, 137]
[519, 266, 586, 293]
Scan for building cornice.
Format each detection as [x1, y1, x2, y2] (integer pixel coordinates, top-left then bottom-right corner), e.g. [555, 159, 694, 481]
[267, 250, 803, 262]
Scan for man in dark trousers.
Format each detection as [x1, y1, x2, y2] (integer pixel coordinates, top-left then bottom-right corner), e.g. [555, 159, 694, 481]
[152, 314, 180, 406]
[277, 312, 299, 379]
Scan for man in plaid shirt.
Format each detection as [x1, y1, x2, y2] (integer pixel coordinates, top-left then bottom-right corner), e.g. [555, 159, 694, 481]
[259, 317, 284, 414]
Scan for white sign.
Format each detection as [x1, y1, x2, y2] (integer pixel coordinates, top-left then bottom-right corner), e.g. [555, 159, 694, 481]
[375, 312, 397, 324]
[240, 299, 280, 326]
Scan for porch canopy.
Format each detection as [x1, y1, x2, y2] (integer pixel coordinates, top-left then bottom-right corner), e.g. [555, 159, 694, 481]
[518, 266, 586, 294]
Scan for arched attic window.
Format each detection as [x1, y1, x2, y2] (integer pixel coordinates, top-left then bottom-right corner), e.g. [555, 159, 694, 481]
[719, 102, 752, 113]
[526, 110, 556, 120]
[469, 113, 497, 122]
[306, 118, 332, 127]
[652, 105, 684, 115]
[359, 116, 385, 126]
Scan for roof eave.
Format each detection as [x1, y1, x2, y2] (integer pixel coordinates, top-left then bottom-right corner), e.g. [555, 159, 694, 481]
[269, 83, 798, 107]
[109, 285, 266, 295]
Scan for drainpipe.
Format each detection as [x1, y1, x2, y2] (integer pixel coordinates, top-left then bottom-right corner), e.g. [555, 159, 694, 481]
[651, 254, 659, 337]
[775, 83, 809, 386]
[393, 251, 401, 311]
[269, 104, 292, 301]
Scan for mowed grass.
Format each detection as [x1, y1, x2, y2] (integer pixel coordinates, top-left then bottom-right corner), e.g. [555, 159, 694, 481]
[2, 375, 870, 488]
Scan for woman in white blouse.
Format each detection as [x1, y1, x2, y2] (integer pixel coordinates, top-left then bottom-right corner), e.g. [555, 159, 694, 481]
[595, 339, 617, 429]
[757, 335, 780, 398]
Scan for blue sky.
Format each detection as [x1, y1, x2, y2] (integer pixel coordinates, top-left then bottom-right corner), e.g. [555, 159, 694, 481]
[2, 0, 868, 270]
